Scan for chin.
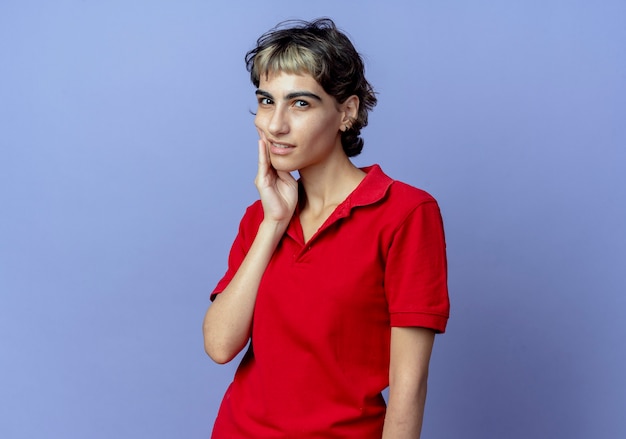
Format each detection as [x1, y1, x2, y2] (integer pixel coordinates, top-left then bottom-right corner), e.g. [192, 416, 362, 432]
[270, 157, 300, 174]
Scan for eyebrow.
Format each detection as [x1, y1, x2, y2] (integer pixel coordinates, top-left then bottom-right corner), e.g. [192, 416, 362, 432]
[255, 89, 322, 102]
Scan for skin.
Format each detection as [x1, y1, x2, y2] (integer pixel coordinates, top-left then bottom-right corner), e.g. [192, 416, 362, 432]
[382, 327, 435, 439]
[203, 71, 435, 438]
[253, 71, 363, 241]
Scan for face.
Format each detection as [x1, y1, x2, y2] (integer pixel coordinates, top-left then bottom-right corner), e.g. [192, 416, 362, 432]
[254, 71, 355, 173]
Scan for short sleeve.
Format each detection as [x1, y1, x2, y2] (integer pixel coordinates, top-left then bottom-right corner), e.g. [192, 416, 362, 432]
[384, 200, 450, 332]
[210, 201, 264, 301]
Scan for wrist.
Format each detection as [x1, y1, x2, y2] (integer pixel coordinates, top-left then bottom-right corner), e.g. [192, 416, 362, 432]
[258, 218, 290, 238]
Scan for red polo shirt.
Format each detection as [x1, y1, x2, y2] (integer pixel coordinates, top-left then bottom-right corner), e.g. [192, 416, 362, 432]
[210, 165, 449, 438]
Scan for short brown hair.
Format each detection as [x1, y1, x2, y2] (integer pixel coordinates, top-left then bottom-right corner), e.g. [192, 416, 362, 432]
[245, 18, 377, 157]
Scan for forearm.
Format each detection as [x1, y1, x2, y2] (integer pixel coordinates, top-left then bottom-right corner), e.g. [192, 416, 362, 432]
[382, 326, 434, 439]
[382, 379, 428, 439]
[203, 219, 287, 363]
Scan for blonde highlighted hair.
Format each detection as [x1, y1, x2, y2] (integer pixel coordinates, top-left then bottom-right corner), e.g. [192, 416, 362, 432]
[245, 18, 377, 157]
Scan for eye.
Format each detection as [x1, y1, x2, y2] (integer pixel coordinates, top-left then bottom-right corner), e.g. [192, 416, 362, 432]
[258, 97, 273, 105]
[293, 100, 309, 108]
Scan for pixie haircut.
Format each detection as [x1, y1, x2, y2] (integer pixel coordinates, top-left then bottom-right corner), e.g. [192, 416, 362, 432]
[245, 18, 377, 157]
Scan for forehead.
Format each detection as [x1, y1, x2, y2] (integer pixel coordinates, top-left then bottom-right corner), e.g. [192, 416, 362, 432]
[258, 71, 325, 94]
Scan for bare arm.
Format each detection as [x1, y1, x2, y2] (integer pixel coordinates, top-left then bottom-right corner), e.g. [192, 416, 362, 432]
[382, 327, 435, 439]
[203, 138, 297, 364]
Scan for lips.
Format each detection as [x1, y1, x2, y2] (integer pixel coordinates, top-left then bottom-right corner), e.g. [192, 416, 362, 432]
[268, 140, 295, 155]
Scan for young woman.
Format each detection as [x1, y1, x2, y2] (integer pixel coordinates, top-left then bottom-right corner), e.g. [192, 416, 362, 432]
[203, 18, 450, 438]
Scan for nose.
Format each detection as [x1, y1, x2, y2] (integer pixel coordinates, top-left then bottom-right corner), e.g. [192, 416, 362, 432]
[267, 107, 289, 136]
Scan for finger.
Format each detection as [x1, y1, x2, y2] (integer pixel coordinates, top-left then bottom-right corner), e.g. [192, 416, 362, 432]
[260, 136, 274, 170]
[276, 170, 297, 185]
[255, 139, 269, 189]
[258, 138, 268, 169]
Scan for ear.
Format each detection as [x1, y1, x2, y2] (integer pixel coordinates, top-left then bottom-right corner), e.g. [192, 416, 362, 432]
[340, 95, 359, 131]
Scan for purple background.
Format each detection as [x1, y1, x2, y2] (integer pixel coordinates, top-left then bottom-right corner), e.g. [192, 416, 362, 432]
[1, 1, 625, 438]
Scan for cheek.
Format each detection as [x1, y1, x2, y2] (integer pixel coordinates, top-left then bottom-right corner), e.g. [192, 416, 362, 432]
[254, 112, 266, 130]
[310, 115, 341, 138]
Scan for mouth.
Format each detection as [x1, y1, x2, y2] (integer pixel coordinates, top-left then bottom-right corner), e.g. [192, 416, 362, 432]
[268, 139, 294, 148]
[268, 140, 295, 155]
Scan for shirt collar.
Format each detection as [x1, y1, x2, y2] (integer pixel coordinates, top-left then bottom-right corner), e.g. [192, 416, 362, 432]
[344, 164, 394, 210]
[286, 165, 393, 244]
[298, 164, 393, 214]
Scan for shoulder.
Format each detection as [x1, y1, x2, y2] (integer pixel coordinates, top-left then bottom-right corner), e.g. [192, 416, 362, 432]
[236, 200, 265, 236]
[358, 165, 436, 207]
[357, 165, 442, 232]
[372, 165, 439, 216]
[243, 199, 264, 219]
[387, 179, 438, 207]
[383, 181, 442, 233]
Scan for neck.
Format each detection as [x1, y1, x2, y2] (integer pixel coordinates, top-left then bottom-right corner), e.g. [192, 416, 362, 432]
[298, 152, 366, 213]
